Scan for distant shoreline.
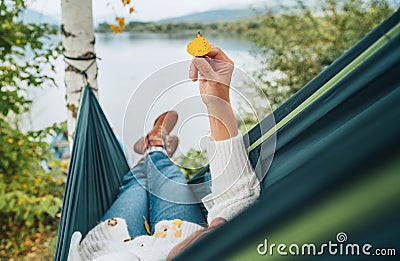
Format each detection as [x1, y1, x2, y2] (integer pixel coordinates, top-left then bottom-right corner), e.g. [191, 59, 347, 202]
[95, 19, 259, 37]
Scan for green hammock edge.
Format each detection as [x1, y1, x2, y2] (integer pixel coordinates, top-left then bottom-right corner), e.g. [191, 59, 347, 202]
[248, 21, 400, 152]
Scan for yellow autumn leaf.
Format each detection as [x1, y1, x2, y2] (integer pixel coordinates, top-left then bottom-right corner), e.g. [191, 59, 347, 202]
[143, 216, 151, 235]
[129, 7, 135, 14]
[48, 161, 56, 168]
[110, 24, 117, 30]
[172, 219, 182, 228]
[115, 17, 126, 27]
[187, 31, 211, 56]
[17, 197, 27, 205]
[110, 23, 124, 34]
[60, 161, 68, 172]
[56, 177, 64, 185]
[174, 230, 182, 238]
[153, 231, 166, 238]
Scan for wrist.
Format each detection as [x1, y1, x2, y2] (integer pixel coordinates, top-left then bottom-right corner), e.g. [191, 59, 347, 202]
[206, 102, 239, 141]
[205, 98, 231, 111]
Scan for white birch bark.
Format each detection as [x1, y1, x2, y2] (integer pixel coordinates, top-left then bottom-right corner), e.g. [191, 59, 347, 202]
[61, 0, 98, 144]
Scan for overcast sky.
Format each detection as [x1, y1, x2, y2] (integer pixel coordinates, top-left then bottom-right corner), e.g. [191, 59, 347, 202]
[27, 0, 272, 21]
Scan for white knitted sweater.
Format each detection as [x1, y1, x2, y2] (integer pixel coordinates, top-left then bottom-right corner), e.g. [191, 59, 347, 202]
[68, 134, 260, 261]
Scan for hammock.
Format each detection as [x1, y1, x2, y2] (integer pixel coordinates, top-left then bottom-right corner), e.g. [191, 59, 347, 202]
[54, 88, 130, 260]
[55, 9, 400, 261]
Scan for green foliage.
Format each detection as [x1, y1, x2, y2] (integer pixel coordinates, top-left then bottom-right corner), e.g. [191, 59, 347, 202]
[173, 148, 208, 180]
[0, 0, 61, 117]
[0, 0, 63, 257]
[249, 0, 395, 109]
[0, 121, 65, 256]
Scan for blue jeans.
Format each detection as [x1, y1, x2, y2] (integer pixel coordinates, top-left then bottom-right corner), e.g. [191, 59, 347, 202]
[101, 151, 207, 237]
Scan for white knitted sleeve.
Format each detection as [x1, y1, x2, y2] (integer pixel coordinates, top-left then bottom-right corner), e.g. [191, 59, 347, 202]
[201, 133, 260, 224]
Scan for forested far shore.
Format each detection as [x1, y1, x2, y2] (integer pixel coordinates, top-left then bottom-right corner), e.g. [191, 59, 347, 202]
[95, 19, 259, 36]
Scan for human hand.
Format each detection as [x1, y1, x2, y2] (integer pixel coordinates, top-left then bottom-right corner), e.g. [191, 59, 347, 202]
[189, 46, 234, 107]
[189, 46, 238, 140]
[68, 232, 82, 261]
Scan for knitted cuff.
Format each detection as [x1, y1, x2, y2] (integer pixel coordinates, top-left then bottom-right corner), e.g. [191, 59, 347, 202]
[201, 133, 260, 222]
[204, 132, 254, 196]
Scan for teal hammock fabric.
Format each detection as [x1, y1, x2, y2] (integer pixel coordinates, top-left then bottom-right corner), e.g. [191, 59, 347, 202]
[55, 87, 130, 261]
[55, 9, 399, 261]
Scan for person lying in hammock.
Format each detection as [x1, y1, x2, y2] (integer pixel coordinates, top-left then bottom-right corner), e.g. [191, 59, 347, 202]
[68, 46, 260, 261]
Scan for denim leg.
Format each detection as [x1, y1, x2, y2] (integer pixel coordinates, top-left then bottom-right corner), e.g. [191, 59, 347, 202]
[101, 163, 149, 237]
[145, 152, 207, 232]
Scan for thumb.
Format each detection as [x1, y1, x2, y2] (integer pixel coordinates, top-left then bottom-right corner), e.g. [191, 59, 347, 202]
[193, 57, 218, 81]
[68, 231, 83, 261]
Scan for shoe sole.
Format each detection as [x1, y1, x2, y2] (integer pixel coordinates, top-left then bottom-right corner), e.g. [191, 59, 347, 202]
[134, 111, 179, 154]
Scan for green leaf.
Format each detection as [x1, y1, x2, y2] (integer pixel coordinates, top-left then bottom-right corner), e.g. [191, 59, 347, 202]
[46, 205, 59, 217]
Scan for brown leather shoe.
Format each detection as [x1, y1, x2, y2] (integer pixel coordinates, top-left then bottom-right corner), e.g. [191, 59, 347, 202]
[134, 111, 178, 154]
[165, 135, 179, 157]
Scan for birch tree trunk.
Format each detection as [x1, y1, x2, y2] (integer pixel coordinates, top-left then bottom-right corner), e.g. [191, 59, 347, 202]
[61, 0, 98, 144]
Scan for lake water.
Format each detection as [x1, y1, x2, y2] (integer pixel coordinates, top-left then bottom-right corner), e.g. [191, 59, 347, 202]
[26, 33, 266, 165]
